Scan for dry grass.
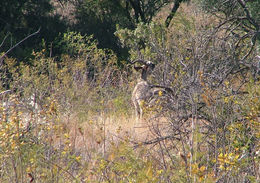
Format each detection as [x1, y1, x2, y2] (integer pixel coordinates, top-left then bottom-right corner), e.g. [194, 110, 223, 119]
[51, 112, 160, 157]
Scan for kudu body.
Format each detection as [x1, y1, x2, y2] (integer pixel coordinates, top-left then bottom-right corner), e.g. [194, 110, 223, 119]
[131, 59, 172, 119]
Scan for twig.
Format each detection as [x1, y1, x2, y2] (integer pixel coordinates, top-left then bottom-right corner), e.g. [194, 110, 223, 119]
[150, 84, 174, 93]
[133, 135, 180, 149]
[237, 0, 259, 30]
[0, 32, 10, 48]
[0, 90, 11, 96]
[0, 28, 41, 63]
[39, 155, 79, 182]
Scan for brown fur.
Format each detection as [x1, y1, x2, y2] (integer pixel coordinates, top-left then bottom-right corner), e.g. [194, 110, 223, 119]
[131, 60, 156, 119]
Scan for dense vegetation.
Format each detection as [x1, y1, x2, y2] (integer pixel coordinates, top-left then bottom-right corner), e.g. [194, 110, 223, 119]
[0, 0, 259, 182]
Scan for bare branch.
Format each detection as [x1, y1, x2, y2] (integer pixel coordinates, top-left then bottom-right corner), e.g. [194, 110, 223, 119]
[0, 33, 10, 48]
[0, 90, 11, 96]
[0, 28, 41, 63]
[150, 84, 173, 93]
[134, 135, 180, 148]
[165, 0, 184, 28]
[237, 0, 259, 30]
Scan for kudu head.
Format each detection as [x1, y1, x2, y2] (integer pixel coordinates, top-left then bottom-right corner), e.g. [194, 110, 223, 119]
[130, 59, 155, 81]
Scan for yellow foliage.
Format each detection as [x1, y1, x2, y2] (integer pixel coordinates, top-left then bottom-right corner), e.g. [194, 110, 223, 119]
[158, 90, 163, 96]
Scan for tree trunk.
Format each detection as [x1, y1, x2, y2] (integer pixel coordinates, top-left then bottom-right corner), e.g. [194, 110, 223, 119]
[165, 0, 183, 28]
[128, 0, 146, 23]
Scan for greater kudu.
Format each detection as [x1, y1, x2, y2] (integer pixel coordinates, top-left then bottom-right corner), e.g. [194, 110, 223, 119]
[131, 59, 172, 119]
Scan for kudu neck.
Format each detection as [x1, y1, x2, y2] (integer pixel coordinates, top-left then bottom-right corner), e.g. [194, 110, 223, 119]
[141, 70, 147, 81]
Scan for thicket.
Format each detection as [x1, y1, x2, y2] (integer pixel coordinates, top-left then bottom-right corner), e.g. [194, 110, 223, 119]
[1, 0, 259, 183]
[0, 31, 132, 182]
[0, 0, 190, 62]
